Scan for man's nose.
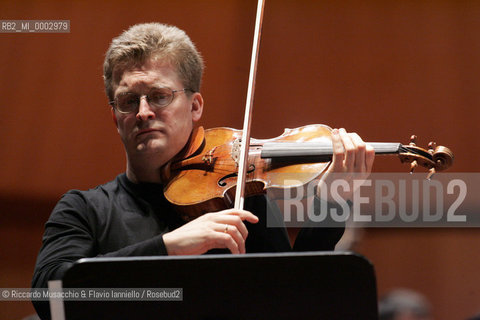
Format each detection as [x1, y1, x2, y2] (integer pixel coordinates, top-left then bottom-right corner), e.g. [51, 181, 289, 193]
[136, 95, 155, 121]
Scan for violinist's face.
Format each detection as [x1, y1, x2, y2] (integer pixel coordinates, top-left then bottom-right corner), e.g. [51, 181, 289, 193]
[111, 57, 203, 168]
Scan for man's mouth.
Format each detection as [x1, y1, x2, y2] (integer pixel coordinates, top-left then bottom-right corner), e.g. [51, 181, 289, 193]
[136, 128, 162, 137]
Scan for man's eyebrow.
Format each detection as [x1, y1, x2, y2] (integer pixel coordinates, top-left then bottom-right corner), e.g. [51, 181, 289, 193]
[114, 90, 135, 97]
[149, 85, 170, 90]
[116, 84, 170, 93]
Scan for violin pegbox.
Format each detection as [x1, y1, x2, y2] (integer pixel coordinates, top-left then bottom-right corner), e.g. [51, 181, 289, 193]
[398, 135, 454, 179]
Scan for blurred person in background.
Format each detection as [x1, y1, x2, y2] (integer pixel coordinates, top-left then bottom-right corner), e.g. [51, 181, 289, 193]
[378, 288, 432, 320]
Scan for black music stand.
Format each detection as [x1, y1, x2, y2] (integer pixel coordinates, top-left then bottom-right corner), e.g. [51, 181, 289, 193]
[61, 251, 378, 319]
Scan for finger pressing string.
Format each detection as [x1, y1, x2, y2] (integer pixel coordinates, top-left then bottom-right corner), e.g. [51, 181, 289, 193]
[331, 128, 345, 171]
[339, 128, 355, 171]
[349, 132, 367, 172]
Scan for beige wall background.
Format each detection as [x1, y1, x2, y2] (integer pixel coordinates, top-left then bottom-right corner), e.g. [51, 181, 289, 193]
[1, 0, 479, 319]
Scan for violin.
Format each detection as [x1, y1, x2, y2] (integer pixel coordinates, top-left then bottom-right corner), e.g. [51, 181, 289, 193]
[163, 0, 454, 221]
[162, 124, 454, 220]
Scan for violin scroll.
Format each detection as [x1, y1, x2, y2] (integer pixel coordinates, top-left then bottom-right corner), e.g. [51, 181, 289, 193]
[431, 145, 454, 171]
[398, 135, 454, 178]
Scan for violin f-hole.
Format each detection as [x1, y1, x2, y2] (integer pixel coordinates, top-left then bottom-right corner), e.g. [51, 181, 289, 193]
[218, 164, 256, 187]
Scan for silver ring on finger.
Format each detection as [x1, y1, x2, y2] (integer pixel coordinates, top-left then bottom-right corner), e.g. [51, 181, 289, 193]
[224, 224, 229, 233]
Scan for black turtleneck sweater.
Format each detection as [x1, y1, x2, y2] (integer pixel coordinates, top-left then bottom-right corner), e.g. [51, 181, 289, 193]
[32, 173, 344, 319]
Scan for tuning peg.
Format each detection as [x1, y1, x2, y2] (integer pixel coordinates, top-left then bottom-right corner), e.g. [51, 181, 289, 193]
[409, 135, 417, 146]
[428, 141, 436, 154]
[426, 167, 436, 180]
[410, 160, 418, 174]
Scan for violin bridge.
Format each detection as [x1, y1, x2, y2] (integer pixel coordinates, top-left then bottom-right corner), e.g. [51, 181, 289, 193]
[232, 138, 241, 166]
[202, 146, 216, 166]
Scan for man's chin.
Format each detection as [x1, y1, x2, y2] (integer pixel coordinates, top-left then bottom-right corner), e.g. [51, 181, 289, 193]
[134, 139, 166, 153]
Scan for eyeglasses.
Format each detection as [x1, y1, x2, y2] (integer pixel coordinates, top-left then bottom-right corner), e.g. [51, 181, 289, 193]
[109, 88, 192, 114]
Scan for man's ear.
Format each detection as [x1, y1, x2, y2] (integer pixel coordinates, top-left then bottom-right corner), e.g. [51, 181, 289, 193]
[111, 107, 118, 127]
[191, 92, 204, 123]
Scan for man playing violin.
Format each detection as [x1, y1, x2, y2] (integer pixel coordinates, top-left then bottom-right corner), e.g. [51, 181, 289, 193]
[32, 23, 374, 319]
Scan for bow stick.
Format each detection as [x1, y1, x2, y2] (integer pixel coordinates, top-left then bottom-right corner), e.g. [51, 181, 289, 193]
[234, 0, 266, 210]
